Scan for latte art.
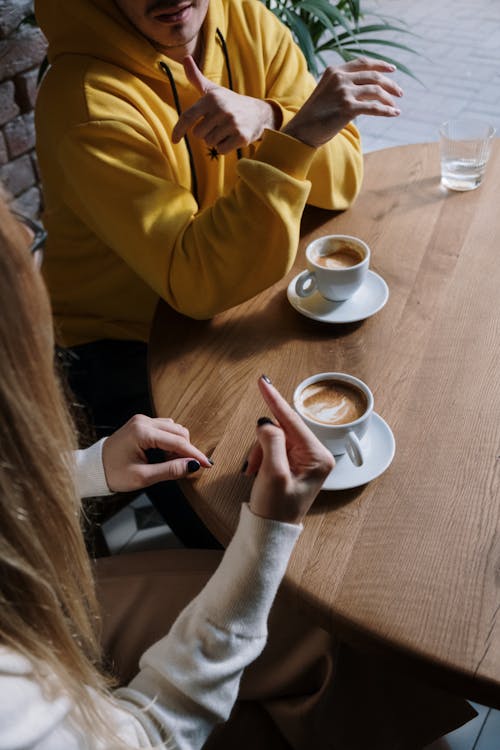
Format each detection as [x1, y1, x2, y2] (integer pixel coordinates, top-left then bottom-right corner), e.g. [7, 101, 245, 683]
[298, 379, 367, 426]
[314, 246, 364, 269]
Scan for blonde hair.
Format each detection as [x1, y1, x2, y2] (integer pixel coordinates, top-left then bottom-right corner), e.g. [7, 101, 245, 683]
[0, 196, 115, 732]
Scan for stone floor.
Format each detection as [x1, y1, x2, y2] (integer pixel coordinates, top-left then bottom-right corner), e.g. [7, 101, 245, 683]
[331, 0, 500, 152]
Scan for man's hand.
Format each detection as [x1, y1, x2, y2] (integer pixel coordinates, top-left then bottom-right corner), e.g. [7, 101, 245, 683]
[283, 57, 403, 148]
[102, 414, 212, 492]
[172, 56, 279, 155]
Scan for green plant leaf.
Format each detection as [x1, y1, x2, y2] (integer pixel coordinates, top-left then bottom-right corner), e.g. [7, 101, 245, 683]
[261, 0, 418, 79]
[296, 0, 341, 30]
[336, 23, 416, 41]
[322, 37, 419, 56]
[293, 0, 343, 45]
[277, 6, 319, 75]
[309, 2, 354, 36]
[338, 0, 360, 23]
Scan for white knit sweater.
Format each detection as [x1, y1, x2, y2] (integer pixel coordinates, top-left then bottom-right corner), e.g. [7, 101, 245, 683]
[0, 443, 301, 749]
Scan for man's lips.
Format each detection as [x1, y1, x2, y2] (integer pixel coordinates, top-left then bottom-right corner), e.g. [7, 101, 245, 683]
[149, 2, 192, 20]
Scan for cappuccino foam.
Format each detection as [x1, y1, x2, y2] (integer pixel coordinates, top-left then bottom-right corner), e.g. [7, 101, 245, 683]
[298, 379, 367, 426]
[314, 244, 363, 269]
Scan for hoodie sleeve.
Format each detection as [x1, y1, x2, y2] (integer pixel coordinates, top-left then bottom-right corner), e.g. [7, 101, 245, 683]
[58, 123, 316, 319]
[250, 8, 364, 211]
[114, 503, 302, 749]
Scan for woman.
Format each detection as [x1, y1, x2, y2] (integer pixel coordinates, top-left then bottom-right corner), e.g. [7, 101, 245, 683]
[0, 196, 475, 749]
[0, 193, 335, 747]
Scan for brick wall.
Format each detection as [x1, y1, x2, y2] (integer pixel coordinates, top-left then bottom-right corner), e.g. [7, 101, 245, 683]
[0, 1, 47, 218]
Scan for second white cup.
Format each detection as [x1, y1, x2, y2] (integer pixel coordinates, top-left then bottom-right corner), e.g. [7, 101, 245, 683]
[295, 235, 370, 302]
[293, 372, 373, 467]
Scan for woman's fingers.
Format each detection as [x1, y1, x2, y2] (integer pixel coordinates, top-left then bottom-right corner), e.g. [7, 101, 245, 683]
[153, 417, 190, 441]
[255, 419, 290, 482]
[125, 456, 206, 489]
[255, 377, 335, 479]
[244, 439, 263, 476]
[257, 376, 316, 444]
[125, 415, 210, 466]
[149, 427, 212, 468]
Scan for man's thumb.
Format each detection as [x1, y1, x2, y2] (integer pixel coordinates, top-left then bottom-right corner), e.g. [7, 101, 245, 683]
[183, 55, 212, 94]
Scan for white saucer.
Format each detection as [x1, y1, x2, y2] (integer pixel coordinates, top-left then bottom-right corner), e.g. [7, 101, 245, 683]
[322, 413, 395, 491]
[287, 270, 389, 324]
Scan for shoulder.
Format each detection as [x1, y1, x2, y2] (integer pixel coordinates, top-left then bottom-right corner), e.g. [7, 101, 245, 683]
[37, 55, 152, 126]
[0, 648, 72, 749]
[36, 56, 160, 148]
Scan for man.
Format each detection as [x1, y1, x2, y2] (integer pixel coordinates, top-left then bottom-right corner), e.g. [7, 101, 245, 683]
[34, 0, 402, 544]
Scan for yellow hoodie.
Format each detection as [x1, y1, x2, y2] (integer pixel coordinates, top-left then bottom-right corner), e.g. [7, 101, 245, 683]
[35, 0, 363, 345]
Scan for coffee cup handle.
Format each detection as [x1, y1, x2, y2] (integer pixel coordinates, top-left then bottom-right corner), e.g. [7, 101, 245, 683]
[295, 270, 317, 298]
[346, 431, 364, 467]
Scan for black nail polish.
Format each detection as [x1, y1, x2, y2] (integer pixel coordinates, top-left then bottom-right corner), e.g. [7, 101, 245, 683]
[241, 459, 248, 473]
[208, 458, 214, 466]
[257, 416, 274, 427]
[261, 374, 272, 384]
[187, 459, 201, 473]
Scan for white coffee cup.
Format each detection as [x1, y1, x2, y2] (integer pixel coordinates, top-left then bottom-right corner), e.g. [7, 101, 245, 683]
[295, 235, 370, 302]
[293, 372, 373, 467]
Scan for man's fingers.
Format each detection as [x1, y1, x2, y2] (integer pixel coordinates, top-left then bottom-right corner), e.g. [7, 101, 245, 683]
[173, 56, 220, 143]
[172, 100, 209, 142]
[191, 118, 246, 153]
[350, 72, 403, 97]
[339, 57, 397, 73]
[354, 85, 399, 108]
[192, 115, 226, 142]
[352, 101, 401, 118]
[183, 55, 215, 94]
[214, 134, 245, 155]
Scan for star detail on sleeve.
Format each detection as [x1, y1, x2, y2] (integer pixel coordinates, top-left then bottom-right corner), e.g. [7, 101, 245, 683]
[207, 146, 219, 160]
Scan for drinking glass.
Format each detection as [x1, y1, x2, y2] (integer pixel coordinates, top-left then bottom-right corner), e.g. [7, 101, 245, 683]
[439, 118, 495, 191]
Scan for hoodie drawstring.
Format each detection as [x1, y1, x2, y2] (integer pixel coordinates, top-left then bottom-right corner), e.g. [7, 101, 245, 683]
[215, 28, 243, 162]
[159, 59, 199, 204]
[159, 28, 242, 206]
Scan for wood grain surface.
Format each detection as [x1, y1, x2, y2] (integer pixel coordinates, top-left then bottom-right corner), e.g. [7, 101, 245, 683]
[149, 142, 500, 706]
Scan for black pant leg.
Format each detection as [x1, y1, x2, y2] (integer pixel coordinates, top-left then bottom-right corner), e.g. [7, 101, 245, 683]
[57, 339, 221, 549]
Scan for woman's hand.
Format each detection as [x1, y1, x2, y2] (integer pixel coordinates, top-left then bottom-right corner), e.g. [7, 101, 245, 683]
[102, 414, 212, 492]
[244, 376, 335, 525]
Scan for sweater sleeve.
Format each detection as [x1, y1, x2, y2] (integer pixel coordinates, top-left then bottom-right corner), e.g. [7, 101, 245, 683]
[73, 438, 113, 498]
[114, 503, 302, 749]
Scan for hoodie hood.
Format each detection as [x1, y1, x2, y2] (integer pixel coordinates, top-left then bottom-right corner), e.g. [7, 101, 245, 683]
[35, 0, 225, 81]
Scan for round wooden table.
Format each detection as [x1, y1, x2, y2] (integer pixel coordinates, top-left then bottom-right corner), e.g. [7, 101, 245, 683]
[150, 142, 500, 707]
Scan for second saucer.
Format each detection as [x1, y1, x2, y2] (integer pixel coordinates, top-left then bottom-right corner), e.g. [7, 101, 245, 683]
[287, 269, 389, 324]
[321, 412, 395, 491]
